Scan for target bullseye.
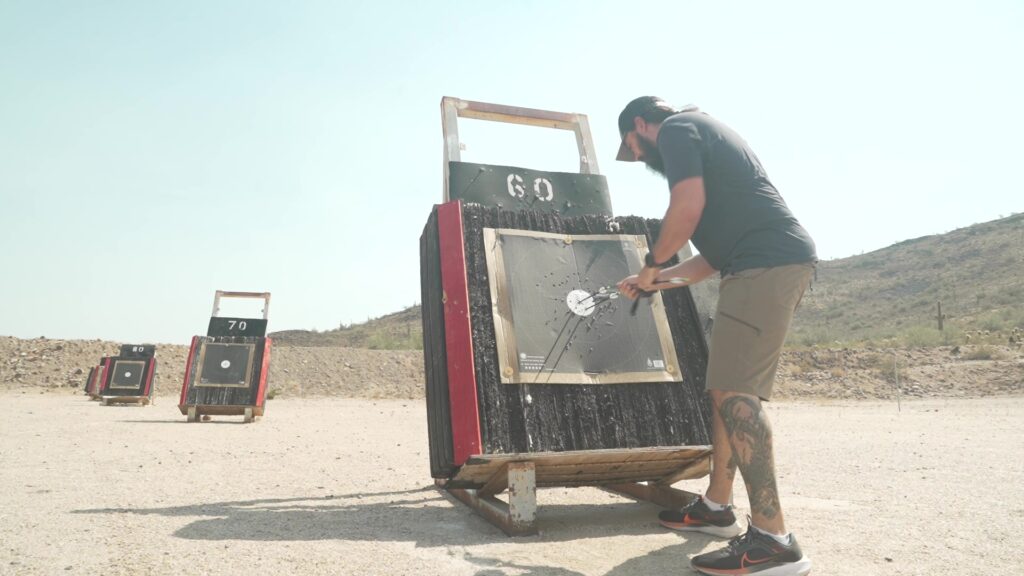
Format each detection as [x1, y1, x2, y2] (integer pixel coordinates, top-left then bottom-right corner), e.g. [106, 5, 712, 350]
[566, 289, 596, 317]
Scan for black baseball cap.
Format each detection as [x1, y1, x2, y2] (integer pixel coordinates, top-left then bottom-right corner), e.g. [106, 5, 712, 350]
[616, 96, 674, 162]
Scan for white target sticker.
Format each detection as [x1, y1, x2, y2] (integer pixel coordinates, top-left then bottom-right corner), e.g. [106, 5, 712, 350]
[565, 289, 596, 317]
[220, 360, 231, 369]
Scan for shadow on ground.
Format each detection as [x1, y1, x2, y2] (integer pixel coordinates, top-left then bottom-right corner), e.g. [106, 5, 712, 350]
[71, 486, 715, 551]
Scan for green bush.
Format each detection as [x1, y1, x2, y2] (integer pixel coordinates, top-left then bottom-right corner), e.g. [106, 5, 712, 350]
[899, 325, 944, 347]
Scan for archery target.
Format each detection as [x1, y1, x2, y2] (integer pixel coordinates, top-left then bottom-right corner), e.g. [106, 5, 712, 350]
[484, 228, 681, 384]
[195, 342, 255, 387]
[108, 360, 146, 390]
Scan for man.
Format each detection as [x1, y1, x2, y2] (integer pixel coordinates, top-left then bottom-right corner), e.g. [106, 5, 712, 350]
[615, 96, 816, 576]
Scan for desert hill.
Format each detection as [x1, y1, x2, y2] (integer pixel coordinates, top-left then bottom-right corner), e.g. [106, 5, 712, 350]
[791, 212, 1024, 346]
[271, 213, 1024, 350]
[4, 216, 1020, 402]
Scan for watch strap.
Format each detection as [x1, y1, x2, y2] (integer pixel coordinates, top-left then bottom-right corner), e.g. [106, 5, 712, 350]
[644, 252, 671, 269]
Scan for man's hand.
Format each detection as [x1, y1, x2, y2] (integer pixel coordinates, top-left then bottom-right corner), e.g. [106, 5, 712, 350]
[636, 265, 660, 292]
[617, 267, 658, 300]
[617, 274, 642, 300]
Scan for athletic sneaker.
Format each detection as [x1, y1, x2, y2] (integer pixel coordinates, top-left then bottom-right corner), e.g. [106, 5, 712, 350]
[658, 496, 743, 538]
[690, 523, 812, 576]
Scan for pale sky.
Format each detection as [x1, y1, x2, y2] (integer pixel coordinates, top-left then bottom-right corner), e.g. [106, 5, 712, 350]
[1, 1, 1021, 344]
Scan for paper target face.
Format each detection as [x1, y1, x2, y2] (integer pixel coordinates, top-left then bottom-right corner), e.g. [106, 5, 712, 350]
[109, 360, 146, 390]
[196, 342, 255, 387]
[485, 229, 681, 384]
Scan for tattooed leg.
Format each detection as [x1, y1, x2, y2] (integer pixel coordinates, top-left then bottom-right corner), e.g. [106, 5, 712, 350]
[713, 390, 786, 534]
[706, 394, 738, 505]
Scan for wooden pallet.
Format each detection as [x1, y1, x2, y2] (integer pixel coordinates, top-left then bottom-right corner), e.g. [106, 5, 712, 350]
[438, 445, 712, 536]
[99, 396, 152, 406]
[182, 404, 264, 423]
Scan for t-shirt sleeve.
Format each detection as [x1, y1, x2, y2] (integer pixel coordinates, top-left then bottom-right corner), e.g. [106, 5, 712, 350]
[657, 123, 703, 189]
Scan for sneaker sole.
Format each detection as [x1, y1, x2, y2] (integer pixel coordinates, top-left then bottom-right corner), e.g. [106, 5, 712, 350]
[659, 519, 743, 538]
[691, 557, 812, 576]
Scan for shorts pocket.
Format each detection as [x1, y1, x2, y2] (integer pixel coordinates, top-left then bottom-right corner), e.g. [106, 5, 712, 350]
[717, 311, 762, 336]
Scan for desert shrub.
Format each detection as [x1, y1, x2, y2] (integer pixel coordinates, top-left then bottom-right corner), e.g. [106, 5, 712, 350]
[899, 325, 944, 347]
[965, 345, 1009, 361]
[976, 308, 1024, 332]
[366, 330, 423, 351]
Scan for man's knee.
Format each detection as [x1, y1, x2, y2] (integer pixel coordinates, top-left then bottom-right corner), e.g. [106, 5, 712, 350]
[709, 388, 761, 408]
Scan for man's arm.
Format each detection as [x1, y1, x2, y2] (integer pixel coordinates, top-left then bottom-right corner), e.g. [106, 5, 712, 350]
[634, 175, 706, 292]
[649, 176, 706, 265]
[618, 254, 716, 300]
[659, 254, 716, 285]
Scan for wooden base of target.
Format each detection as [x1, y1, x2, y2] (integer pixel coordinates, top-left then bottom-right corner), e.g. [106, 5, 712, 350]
[99, 396, 152, 407]
[185, 404, 263, 423]
[437, 446, 711, 536]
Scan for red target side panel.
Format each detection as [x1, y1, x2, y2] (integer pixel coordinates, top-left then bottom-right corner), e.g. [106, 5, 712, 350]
[437, 200, 482, 466]
[179, 336, 200, 409]
[99, 357, 114, 394]
[254, 337, 272, 408]
[141, 358, 156, 397]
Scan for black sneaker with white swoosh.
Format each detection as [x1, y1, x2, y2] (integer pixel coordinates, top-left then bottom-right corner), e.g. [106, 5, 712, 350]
[690, 522, 812, 576]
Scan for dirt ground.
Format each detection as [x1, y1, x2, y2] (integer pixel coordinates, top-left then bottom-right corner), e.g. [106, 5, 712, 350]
[1, 392, 1022, 576]
[1, 336, 1021, 574]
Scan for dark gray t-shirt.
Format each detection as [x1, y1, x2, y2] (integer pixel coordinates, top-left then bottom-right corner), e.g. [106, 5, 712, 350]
[657, 111, 817, 275]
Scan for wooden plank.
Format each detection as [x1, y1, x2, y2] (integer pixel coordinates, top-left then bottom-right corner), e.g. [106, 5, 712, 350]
[464, 446, 711, 467]
[440, 476, 538, 537]
[656, 454, 713, 485]
[477, 463, 510, 497]
[454, 455, 706, 483]
[574, 113, 600, 175]
[184, 405, 250, 416]
[441, 98, 461, 201]
[100, 396, 150, 406]
[452, 98, 581, 130]
[506, 462, 536, 534]
[605, 482, 699, 509]
[451, 446, 712, 488]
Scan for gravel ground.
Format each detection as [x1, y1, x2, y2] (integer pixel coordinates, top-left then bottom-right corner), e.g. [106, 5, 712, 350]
[1, 393, 1021, 575]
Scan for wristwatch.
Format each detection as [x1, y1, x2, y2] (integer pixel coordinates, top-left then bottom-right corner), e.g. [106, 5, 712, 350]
[644, 252, 671, 269]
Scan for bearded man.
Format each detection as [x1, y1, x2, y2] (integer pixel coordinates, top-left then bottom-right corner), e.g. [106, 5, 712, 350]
[615, 96, 816, 576]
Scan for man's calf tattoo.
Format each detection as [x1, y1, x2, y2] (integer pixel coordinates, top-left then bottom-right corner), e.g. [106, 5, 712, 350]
[719, 396, 780, 519]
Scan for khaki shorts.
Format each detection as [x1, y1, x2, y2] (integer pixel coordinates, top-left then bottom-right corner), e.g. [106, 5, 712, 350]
[706, 263, 814, 401]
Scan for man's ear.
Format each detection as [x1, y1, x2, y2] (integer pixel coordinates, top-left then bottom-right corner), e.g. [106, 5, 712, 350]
[633, 116, 646, 133]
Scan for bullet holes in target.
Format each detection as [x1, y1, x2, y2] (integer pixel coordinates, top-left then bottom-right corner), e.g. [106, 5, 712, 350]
[506, 173, 554, 202]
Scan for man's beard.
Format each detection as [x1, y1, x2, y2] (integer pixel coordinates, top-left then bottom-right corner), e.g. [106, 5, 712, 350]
[638, 136, 665, 177]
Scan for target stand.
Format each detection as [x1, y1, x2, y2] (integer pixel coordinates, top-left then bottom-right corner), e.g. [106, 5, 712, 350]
[178, 291, 272, 423]
[423, 99, 714, 536]
[98, 345, 157, 406]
